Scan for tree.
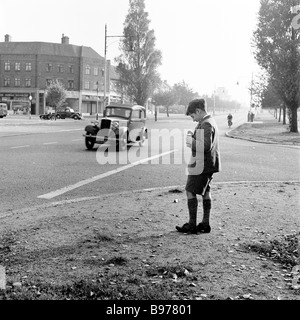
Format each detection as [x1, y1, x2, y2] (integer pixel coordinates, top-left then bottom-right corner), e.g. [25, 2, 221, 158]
[152, 80, 174, 117]
[116, 0, 162, 106]
[46, 80, 67, 110]
[172, 81, 199, 107]
[152, 90, 175, 116]
[252, 0, 300, 132]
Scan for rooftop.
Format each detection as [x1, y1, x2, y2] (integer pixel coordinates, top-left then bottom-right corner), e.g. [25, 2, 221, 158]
[0, 41, 104, 60]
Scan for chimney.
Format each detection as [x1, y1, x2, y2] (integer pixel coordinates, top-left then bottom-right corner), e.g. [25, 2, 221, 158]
[5, 34, 11, 42]
[61, 33, 69, 44]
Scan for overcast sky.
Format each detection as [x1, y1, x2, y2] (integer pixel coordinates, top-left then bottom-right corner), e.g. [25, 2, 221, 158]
[1, 0, 261, 106]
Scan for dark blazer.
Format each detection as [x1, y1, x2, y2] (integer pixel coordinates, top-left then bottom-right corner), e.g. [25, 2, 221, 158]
[190, 115, 221, 174]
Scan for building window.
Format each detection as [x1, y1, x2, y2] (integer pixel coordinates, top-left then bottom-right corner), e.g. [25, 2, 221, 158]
[15, 62, 21, 71]
[46, 79, 52, 86]
[46, 63, 53, 72]
[93, 82, 99, 91]
[5, 62, 10, 71]
[85, 65, 90, 75]
[68, 80, 74, 89]
[84, 81, 90, 90]
[4, 78, 10, 86]
[58, 64, 64, 73]
[25, 62, 32, 71]
[101, 69, 105, 77]
[69, 65, 74, 73]
[94, 67, 99, 76]
[25, 78, 31, 87]
[15, 78, 21, 87]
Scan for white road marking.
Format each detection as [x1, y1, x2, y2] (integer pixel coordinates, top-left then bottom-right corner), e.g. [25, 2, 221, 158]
[43, 142, 58, 145]
[71, 139, 82, 142]
[2, 180, 298, 218]
[10, 145, 30, 149]
[44, 128, 82, 133]
[38, 149, 178, 200]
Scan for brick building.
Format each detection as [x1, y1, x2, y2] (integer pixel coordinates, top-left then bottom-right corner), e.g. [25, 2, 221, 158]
[0, 34, 123, 115]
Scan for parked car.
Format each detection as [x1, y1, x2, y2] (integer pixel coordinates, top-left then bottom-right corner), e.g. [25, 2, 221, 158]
[39, 111, 56, 120]
[54, 107, 83, 120]
[83, 104, 148, 151]
[0, 103, 8, 118]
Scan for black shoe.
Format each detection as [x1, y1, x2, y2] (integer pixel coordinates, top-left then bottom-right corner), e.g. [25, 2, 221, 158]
[176, 223, 197, 234]
[197, 222, 211, 233]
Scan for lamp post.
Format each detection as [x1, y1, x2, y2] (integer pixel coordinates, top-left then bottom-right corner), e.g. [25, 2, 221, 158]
[250, 72, 254, 110]
[96, 81, 99, 120]
[212, 84, 216, 115]
[103, 24, 133, 109]
[28, 94, 32, 119]
[104, 24, 107, 110]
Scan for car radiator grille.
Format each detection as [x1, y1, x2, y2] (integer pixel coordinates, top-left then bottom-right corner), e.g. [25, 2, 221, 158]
[100, 119, 111, 129]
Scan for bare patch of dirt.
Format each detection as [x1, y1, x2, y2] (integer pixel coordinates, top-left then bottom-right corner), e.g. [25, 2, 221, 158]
[0, 182, 299, 300]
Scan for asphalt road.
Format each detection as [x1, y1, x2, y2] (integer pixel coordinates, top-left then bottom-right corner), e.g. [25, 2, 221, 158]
[0, 111, 299, 214]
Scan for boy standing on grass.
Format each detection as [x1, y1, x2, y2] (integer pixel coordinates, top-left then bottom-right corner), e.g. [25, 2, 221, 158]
[176, 98, 221, 234]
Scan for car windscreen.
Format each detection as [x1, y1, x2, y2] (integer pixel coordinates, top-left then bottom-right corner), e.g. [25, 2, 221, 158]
[105, 107, 131, 119]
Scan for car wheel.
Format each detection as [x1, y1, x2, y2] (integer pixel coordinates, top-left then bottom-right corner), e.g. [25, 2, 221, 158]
[73, 115, 79, 120]
[117, 133, 127, 151]
[56, 114, 61, 119]
[85, 133, 96, 150]
[139, 130, 147, 147]
[50, 115, 56, 120]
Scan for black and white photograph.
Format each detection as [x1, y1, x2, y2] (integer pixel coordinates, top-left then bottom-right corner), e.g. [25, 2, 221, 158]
[0, 0, 299, 309]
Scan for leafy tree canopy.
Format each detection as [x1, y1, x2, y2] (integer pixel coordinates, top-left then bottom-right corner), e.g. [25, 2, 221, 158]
[252, 0, 300, 132]
[116, 0, 162, 106]
[46, 80, 67, 110]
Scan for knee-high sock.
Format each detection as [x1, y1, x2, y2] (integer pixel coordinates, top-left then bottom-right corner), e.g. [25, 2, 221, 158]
[188, 198, 198, 226]
[202, 199, 211, 225]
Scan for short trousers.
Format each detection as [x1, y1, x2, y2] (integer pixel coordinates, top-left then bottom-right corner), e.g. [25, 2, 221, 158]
[185, 173, 213, 196]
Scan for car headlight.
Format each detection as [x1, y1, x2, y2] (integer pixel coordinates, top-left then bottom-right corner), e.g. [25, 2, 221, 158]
[112, 121, 119, 130]
[91, 120, 100, 126]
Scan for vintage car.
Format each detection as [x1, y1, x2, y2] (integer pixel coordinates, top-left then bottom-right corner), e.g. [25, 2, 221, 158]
[54, 107, 83, 120]
[0, 103, 8, 118]
[39, 111, 56, 120]
[83, 104, 148, 151]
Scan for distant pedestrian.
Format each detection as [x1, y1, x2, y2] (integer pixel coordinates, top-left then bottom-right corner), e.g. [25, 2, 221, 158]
[227, 113, 233, 128]
[176, 99, 221, 234]
[247, 111, 251, 122]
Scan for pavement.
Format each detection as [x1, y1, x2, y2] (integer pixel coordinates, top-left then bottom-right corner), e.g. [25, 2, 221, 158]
[226, 111, 300, 147]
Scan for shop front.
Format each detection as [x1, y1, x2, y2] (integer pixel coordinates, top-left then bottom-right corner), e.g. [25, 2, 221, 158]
[0, 92, 38, 115]
[81, 94, 105, 116]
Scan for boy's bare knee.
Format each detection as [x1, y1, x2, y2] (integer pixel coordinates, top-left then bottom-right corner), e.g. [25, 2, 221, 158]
[186, 191, 196, 199]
